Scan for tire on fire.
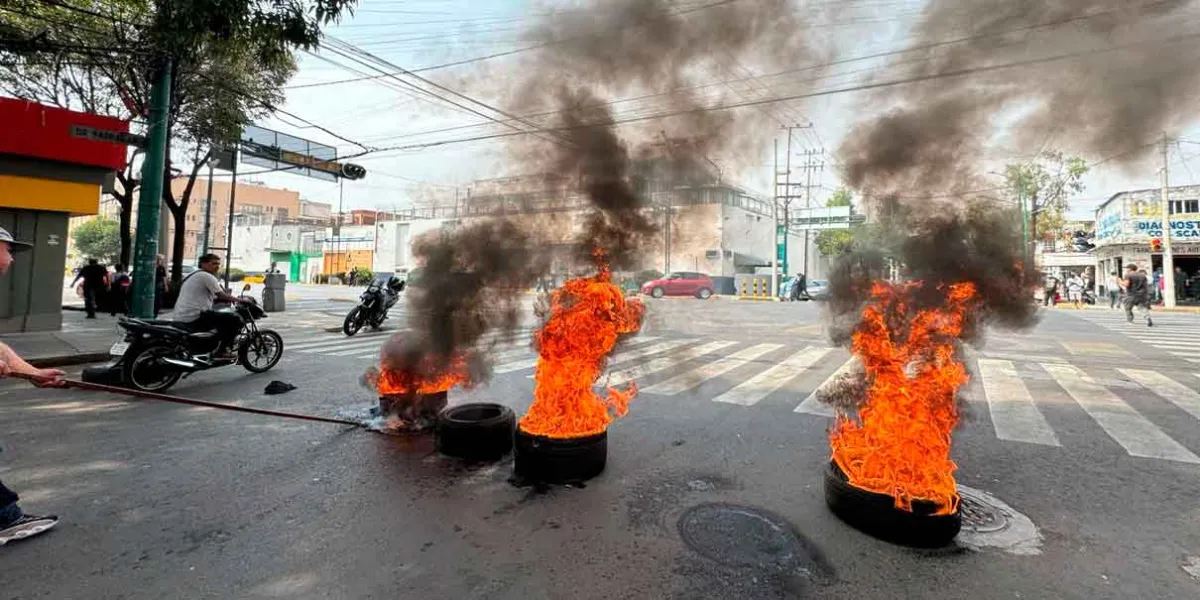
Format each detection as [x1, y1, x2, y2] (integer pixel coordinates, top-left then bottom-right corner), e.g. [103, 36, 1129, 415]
[824, 461, 961, 548]
[513, 429, 607, 484]
[435, 403, 516, 462]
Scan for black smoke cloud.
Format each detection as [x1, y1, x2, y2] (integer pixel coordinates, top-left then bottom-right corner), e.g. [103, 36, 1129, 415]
[822, 0, 1200, 409]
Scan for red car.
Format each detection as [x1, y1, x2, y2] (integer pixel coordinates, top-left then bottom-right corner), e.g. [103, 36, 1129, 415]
[641, 271, 715, 299]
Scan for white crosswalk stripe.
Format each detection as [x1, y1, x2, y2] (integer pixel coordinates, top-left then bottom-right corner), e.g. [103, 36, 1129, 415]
[1043, 363, 1200, 464]
[607, 340, 738, 387]
[713, 347, 832, 406]
[1070, 311, 1200, 359]
[1118, 369, 1200, 421]
[793, 356, 859, 417]
[641, 343, 783, 396]
[977, 359, 1060, 446]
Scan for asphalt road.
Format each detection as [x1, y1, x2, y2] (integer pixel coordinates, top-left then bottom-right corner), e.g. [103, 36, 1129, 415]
[3, 298, 1199, 598]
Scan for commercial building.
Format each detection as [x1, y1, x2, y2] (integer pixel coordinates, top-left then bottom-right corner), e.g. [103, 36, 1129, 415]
[0, 98, 128, 332]
[1094, 185, 1200, 290]
[160, 178, 305, 263]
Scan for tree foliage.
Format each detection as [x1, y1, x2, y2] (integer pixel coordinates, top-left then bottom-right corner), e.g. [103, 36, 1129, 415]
[0, 0, 355, 279]
[814, 188, 856, 258]
[1003, 151, 1089, 250]
[71, 218, 122, 264]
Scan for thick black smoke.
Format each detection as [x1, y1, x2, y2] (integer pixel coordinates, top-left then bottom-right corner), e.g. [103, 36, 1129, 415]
[822, 0, 1200, 410]
[377, 219, 549, 383]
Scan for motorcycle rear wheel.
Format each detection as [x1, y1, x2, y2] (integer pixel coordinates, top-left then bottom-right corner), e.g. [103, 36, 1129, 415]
[122, 342, 184, 392]
[343, 307, 364, 336]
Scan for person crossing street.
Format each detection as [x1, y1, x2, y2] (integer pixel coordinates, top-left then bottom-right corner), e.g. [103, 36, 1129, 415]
[1122, 263, 1153, 327]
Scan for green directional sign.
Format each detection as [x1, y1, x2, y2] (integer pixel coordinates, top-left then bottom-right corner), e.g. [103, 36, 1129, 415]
[776, 224, 788, 275]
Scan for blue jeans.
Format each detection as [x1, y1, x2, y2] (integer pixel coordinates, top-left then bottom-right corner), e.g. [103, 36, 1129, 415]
[0, 479, 21, 526]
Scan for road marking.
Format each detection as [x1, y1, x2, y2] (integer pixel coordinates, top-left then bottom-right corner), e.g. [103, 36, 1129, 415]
[606, 340, 738, 387]
[495, 336, 666, 375]
[713, 347, 833, 406]
[1059, 341, 1131, 357]
[289, 334, 389, 351]
[641, 343, 783, 396]
[521, 338, 696, 379]
[794, 356, 859, 417]
[1118, 369, 1200, 421]
[295, 337, 390, 354]
[1042, 363, 1200, 463]
[970, 351, 1068, 364]
[977, 359, 1061, 446]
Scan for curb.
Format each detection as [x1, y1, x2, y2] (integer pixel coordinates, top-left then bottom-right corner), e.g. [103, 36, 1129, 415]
[29, 352, 111, 368]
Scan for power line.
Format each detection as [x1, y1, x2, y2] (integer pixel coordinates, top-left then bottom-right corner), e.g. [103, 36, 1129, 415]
[362, 30, 1200, 156]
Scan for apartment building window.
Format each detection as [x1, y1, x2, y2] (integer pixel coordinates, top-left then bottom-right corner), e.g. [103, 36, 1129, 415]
[1169, 199, 1200, 214]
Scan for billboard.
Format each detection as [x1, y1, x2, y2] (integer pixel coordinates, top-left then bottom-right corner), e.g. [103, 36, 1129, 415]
[240, 124, 339, 181]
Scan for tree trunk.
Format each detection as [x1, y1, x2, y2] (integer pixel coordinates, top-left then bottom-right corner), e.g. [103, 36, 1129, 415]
[118, 195, 133, 267]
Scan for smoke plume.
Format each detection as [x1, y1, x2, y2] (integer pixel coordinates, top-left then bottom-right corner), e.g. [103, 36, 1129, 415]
[823, 0, 1200, 410]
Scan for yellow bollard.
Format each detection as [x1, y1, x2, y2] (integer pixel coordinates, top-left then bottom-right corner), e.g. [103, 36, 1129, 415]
[740, 279, 747, 298]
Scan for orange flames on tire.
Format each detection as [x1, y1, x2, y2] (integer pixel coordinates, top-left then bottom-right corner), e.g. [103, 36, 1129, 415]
[830, 281, 978, 515]
[371, 356, 470, 395]
[519, 252, 645, 438]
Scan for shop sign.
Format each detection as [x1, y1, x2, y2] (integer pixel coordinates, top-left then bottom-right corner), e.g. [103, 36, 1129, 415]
[1135, 217, 1200, 239]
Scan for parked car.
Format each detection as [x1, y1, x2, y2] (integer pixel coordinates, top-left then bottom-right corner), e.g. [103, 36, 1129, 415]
[806, 279, 830, 300]
[641, 271, 715, 299]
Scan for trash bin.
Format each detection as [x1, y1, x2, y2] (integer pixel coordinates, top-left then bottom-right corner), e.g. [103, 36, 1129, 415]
[262, 272, 287, 312]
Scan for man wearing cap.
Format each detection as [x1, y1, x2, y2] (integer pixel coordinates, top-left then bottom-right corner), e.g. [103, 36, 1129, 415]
[0, 226, 65, 545]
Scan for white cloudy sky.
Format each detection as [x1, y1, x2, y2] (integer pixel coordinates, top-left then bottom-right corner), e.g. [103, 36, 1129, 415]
[240, 0, 1200, 220]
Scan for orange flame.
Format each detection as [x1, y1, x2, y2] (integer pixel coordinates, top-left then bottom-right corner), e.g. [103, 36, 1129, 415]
[374, 356, 469, 395]
[829, 281, 977, 515]
[519, 253, 645, 438]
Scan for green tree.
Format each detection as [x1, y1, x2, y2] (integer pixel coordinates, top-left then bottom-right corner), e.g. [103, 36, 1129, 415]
[0, 0, 354, 282]
[1003, 151, 1089, 253]
[815, 188, 856, 258]
[71, 218, 122, 264]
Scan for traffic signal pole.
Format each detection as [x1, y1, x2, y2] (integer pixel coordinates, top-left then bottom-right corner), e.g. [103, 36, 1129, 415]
[130, 59, 173, 318]
[1160, 135, 1176, 309]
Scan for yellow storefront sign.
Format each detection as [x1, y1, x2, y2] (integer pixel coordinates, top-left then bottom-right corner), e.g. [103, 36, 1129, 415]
[0, 174, 100, 215]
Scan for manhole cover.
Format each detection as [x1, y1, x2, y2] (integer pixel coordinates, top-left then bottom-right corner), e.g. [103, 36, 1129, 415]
[678, 503, 820, 574]
[958, 488, 1009, 533]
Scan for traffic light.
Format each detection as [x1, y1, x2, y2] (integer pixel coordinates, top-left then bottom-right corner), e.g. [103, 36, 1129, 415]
[340, 163, 366, 180]
[1150, 238, 1163, 252]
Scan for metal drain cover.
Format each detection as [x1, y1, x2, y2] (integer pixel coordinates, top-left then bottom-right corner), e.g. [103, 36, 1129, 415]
[959, 487, 1009, 533]
[678, 503, 829, 577]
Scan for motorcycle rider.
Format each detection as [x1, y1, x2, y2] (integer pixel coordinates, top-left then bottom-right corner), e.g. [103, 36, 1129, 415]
[171, 253, 251, 359]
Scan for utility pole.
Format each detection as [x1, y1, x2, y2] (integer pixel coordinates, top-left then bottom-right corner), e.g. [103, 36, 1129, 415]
[201, 158, 215, 258]
[1161, 134, 1177, 308]
[797, 149, 823, 279]
[223, 152, 239, 289]
[771, 136, 779, 297]
[130, 59, 173, 318]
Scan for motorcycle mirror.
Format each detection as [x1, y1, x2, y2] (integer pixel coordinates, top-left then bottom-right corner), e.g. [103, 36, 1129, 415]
[243, 284, 252, 292]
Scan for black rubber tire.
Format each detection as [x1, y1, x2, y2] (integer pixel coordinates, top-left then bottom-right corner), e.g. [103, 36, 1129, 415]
[513, 428, 607, 484]
[696, 287, 713, 299]
[650, 287, 665, 298]
[240, 330, 284, 373]
[343, 307, 363, 336]
[121, 342, 183, 393]
[435, 403, 516, 462]
[824, 461, 961, 548]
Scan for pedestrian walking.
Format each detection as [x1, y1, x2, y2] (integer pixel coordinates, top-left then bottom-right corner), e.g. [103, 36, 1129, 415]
[1043, 274, 1059, 307]
[154, 255, 168, 316]
[1066, 272, 1085, 309]
[1122, 264, 1153, 327]
[109, 264, 131, 316]
[69, 258, 109, 318]
[1106, 270, 1121, 309]
[0, 226, 65, 546]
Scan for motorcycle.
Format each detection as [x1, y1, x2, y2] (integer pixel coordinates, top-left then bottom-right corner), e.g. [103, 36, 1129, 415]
[343, 276, 404, 336]
[107, 284, 284, 392]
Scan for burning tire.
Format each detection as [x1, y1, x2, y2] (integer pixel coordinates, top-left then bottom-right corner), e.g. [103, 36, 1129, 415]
[513, 428, 606, 484]
[824, 461, 961, 548]
[435, 403, 516, 462]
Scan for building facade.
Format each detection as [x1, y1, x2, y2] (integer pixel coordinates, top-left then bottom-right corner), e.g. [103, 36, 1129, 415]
[1094, 185, 1200, 284]
[0, 98, 128, 331]
[160, 178, 304, 263]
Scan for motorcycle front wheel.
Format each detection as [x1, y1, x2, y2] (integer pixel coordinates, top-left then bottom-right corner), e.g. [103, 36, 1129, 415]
[343, 306, 365, 336]
[122, 342, 184, 392]
[240, 330, 284, 373]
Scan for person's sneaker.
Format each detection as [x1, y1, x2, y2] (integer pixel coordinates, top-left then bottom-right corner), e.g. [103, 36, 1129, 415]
[1147, 316, 1154, 327]
[0, 514, 58, 546]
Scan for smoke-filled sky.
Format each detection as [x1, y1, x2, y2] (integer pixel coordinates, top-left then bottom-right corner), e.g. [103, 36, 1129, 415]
[238, 0, 1200, 218]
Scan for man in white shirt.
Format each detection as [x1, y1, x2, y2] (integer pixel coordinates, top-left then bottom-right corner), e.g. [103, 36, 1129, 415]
[172, 253, 250, 359]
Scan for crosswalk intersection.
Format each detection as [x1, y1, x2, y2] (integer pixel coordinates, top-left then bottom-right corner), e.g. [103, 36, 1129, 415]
[281, 327, 1200, 465]
[1071, 309, 1200, 364]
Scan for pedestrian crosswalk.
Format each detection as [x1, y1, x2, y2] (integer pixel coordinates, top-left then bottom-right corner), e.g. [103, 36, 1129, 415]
[1072, 310, 1200, 364]
[282, 327, 1200, 465]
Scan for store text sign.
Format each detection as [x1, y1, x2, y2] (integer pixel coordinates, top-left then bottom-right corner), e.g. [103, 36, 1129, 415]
[1136, 218, 1200, 238]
